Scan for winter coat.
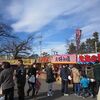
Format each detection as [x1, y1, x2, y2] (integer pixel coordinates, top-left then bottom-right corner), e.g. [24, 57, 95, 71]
[60, 67, 70, 81]
[71, 67, 80, 83]
[16, 66, 26, 86]
[27, 67, 37, 83]
[0, 67, 14, 90]
[45, 66, 56, 83]
[28, 67, 37, 77]
[80, 77, 90, 88]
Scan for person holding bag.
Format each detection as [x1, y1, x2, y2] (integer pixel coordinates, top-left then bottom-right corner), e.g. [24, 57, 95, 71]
[27, 63, 37, 98]
[28, 75, 35, 83]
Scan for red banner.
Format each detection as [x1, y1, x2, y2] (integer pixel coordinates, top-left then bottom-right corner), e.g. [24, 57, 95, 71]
[76, 29, 81, 51]
[77, 53, 100, 62]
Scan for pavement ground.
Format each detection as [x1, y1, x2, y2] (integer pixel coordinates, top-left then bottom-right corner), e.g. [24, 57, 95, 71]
[14, 79, 97, 100]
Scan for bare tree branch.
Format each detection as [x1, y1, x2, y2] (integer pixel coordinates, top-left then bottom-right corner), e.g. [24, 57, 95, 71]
[1, 35, 34, 59]
[0, 23, 16, 38]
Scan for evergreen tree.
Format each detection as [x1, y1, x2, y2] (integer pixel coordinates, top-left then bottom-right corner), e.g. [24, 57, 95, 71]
[67, 43, 76, 54]
[67, 31, 100, 54]
[79, 42, 86, 53]
[93, 32, 99, 52]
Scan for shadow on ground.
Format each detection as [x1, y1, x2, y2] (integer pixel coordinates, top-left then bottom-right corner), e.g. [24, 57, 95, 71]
[37, 90, 62, 100]
[37, 87, 73, 100]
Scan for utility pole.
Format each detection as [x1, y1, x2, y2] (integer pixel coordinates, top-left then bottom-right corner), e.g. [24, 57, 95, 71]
[95, 41, 97, 53]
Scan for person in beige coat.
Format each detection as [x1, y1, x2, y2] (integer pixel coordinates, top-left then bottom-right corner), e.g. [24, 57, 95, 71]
[71, 65, 80, 96]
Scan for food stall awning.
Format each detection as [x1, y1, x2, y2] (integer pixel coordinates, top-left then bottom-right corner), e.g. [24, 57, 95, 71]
[77, 53, 100, 64]
[51, 54, 77, 64]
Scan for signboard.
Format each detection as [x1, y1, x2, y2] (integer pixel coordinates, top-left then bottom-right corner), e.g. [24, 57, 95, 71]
[39, 57, 50, 63]
[77, 53, 100, 63]
[51, 54, 76, 64]
[0, 59, 36, 65]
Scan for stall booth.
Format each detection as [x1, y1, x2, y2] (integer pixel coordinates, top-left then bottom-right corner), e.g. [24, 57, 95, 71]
[77, 53, 100, 78]
[0, 59, 36, 69]
[38, 56, 51, 79]
[38, 57, 51, 69]
[51, 54, 77, 82]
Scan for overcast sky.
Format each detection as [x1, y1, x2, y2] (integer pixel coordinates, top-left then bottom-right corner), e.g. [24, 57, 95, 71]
[0, 0, 100, 54]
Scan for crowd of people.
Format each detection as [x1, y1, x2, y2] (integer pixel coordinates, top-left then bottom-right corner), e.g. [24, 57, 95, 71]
[45, 62, 100, 99]
[0, 59, 100, 100]
[60, 63, 100, 99]
[0, 60, 40, 100]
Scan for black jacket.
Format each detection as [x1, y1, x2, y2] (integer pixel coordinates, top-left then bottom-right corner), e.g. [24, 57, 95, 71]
[60, 67, 70, 81]
[28, 67, 37, 77]
[16, 66, 26, 85]
[45, 66, 55, 83]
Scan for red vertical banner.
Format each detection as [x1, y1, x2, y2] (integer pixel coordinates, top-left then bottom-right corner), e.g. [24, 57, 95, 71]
[76, 29, 81, 52]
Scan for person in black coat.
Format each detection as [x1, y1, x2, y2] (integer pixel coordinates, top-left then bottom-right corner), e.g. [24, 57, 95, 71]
[45, 64, 56, 96]
[15, 60, 26, 100]
[60, 64, 70, 96]
[27, 63, 37, 97]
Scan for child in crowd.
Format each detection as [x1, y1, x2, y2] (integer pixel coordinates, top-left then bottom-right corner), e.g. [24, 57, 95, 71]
[80, 75, 91, 98]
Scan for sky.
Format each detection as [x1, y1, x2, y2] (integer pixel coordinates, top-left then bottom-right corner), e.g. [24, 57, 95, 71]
[0, 0, 100, 55]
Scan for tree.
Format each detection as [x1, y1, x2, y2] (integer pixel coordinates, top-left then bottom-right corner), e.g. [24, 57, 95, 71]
[93, 32, 99, 52]
[79, 42, 86, 54]
[98, 42, 100, 52]
[0, 23, 16, 54]
[0, 23, 15, 38]
[93, 32, 99, 43]
[67, 43, 76, 54]
[67, 31, 100, 54]
[1, 35, 34, 59]
[85, 38, 95, 53]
